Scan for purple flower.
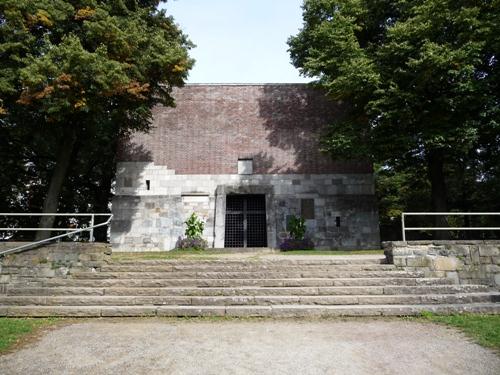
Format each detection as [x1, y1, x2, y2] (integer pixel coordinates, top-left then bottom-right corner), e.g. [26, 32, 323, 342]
[279, 238, 315, 251]
[175, 237, 208, 250]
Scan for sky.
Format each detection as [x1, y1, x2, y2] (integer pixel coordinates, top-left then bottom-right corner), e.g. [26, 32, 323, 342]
[161, 0, 311, 83]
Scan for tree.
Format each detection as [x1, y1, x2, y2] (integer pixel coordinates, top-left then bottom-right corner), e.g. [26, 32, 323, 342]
[375, 164, 431, 241]
[0, 0, 193, 239]
[289, 0, 499, 238]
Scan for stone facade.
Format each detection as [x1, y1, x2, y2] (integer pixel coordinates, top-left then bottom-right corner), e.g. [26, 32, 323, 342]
[112, 164, 379, 250]
[384, 241, 500, 287]
[111, 84, 380, 251]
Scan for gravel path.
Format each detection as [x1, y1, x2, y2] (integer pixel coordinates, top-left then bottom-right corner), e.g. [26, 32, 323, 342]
[0, 319, 498, 375]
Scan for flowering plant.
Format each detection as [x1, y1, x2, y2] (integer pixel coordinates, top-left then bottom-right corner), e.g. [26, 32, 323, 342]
[176, 237, 208, 250]
[175, 213, 207, 250]
[279, 237, 315, 251]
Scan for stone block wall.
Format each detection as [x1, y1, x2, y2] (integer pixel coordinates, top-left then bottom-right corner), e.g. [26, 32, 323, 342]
[0, 243, 111, 294]
[384, 241, 500, 287]
[111, 162, 380, 251]
[112, 85, 381, 251]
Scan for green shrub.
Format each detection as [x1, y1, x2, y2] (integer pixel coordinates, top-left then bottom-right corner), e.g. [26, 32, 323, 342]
[184, 212, 204, 239]
[288, 215, 306, 240]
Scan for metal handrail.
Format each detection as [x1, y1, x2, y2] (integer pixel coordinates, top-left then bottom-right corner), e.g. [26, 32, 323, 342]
[401, 212, 500, 241]
[0, 213, 113, 257]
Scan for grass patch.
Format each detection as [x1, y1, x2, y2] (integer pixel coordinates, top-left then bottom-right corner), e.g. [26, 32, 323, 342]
[418, 312, 500, 350]
[0, 318, 59, 354]
[280, 250, 384, 255]
[112, 249, 385, 261]
[112, 249, 221, 261]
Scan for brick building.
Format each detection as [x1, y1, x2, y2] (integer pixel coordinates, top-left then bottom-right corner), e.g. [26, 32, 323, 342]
[111, 84, 380, 250]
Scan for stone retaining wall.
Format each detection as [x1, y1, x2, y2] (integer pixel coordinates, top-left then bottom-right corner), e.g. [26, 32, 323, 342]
[0, 243, 111, 295]
[384, 241, 500, 287]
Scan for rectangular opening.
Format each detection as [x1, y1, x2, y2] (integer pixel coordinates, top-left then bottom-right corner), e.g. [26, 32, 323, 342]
[301, 199, 315, 220]
[146, 180, 150, 190]
[225, 194, 266, 247]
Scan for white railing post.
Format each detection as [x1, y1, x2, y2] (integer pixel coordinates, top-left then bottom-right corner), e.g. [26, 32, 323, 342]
[89, 214, 95, 242]
[401, 213, 406, 241]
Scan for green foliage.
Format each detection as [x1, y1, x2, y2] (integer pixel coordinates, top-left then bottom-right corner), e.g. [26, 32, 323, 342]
[375, 160, 500, 241]
[288, 215, 306, 240]
[289, 0, 500, 238]
[419, 313, 500, 350]
[375, 163, 431, 240]
[1, 0, 193, 126]
[0, 0, 193, 228]
[184, 212, 205, 239]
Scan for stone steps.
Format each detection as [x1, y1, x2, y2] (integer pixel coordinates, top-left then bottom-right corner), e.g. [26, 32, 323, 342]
[70, 270, 424, 279]
[2, 256, 498, 317]
[7, 284, 491, 297]
[99, 264, 396, 272]
[0, 293, 498, 306]
[36, 277, 455, 288]
[1, 303, 499, 317]
[111, 257, 386, 266]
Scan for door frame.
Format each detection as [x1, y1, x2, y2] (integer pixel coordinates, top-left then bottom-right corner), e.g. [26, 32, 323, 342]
[214, 184, 276, 248]
[224, 194, 267, 248]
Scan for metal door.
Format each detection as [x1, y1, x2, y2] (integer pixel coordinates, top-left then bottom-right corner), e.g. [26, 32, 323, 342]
[224, 195, 267, 247]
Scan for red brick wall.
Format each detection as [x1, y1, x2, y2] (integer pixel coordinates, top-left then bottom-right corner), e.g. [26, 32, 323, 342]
[118, 84, 371, 174]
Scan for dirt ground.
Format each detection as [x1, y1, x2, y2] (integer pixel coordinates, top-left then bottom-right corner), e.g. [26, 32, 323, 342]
[0, 319, 498, 375]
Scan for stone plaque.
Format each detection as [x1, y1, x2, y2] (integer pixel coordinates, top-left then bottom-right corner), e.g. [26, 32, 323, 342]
[301, 199, 315, 220]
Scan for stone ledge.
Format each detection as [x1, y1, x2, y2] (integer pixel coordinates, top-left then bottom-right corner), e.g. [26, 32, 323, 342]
[384, 241, 500, 287]
[0, 242, 112, 284]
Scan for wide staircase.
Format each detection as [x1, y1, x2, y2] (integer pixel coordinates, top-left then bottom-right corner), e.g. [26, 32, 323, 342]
[1, 255, 499, 317]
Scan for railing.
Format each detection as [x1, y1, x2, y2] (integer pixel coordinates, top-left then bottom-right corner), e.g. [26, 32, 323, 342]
[401, 212, 500, 241]
[0, 213, 113, 257]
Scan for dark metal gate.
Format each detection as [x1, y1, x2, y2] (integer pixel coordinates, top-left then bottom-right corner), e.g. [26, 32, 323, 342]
[224, 195, 267, 247]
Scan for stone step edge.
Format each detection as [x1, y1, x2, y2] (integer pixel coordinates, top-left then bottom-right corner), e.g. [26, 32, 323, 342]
[6, 284, 496, 296]
[1, 303, 498, 317]
[111, 259, 386, 265]
[38, 278, 456, 288]
[22, 280, 457, 289]
[39, 277, 454, 283]
[100, 264, 396, 270]
[0, 293, 497, 305]
[69, 272, 425, 280]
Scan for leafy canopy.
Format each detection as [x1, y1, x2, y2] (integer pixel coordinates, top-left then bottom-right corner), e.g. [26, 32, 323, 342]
[288, 0, 499, 167]
[0, 0, 193, 131]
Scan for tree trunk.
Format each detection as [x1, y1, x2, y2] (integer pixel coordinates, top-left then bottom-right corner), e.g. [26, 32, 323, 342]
[93, 169, 114, 242]
[36, 127, 77, 241]
[427, 149, 449, 240]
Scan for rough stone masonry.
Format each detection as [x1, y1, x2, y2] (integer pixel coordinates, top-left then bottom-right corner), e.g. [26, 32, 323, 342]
[111, 84, 380, 251]
[384, 240, 500, 287]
